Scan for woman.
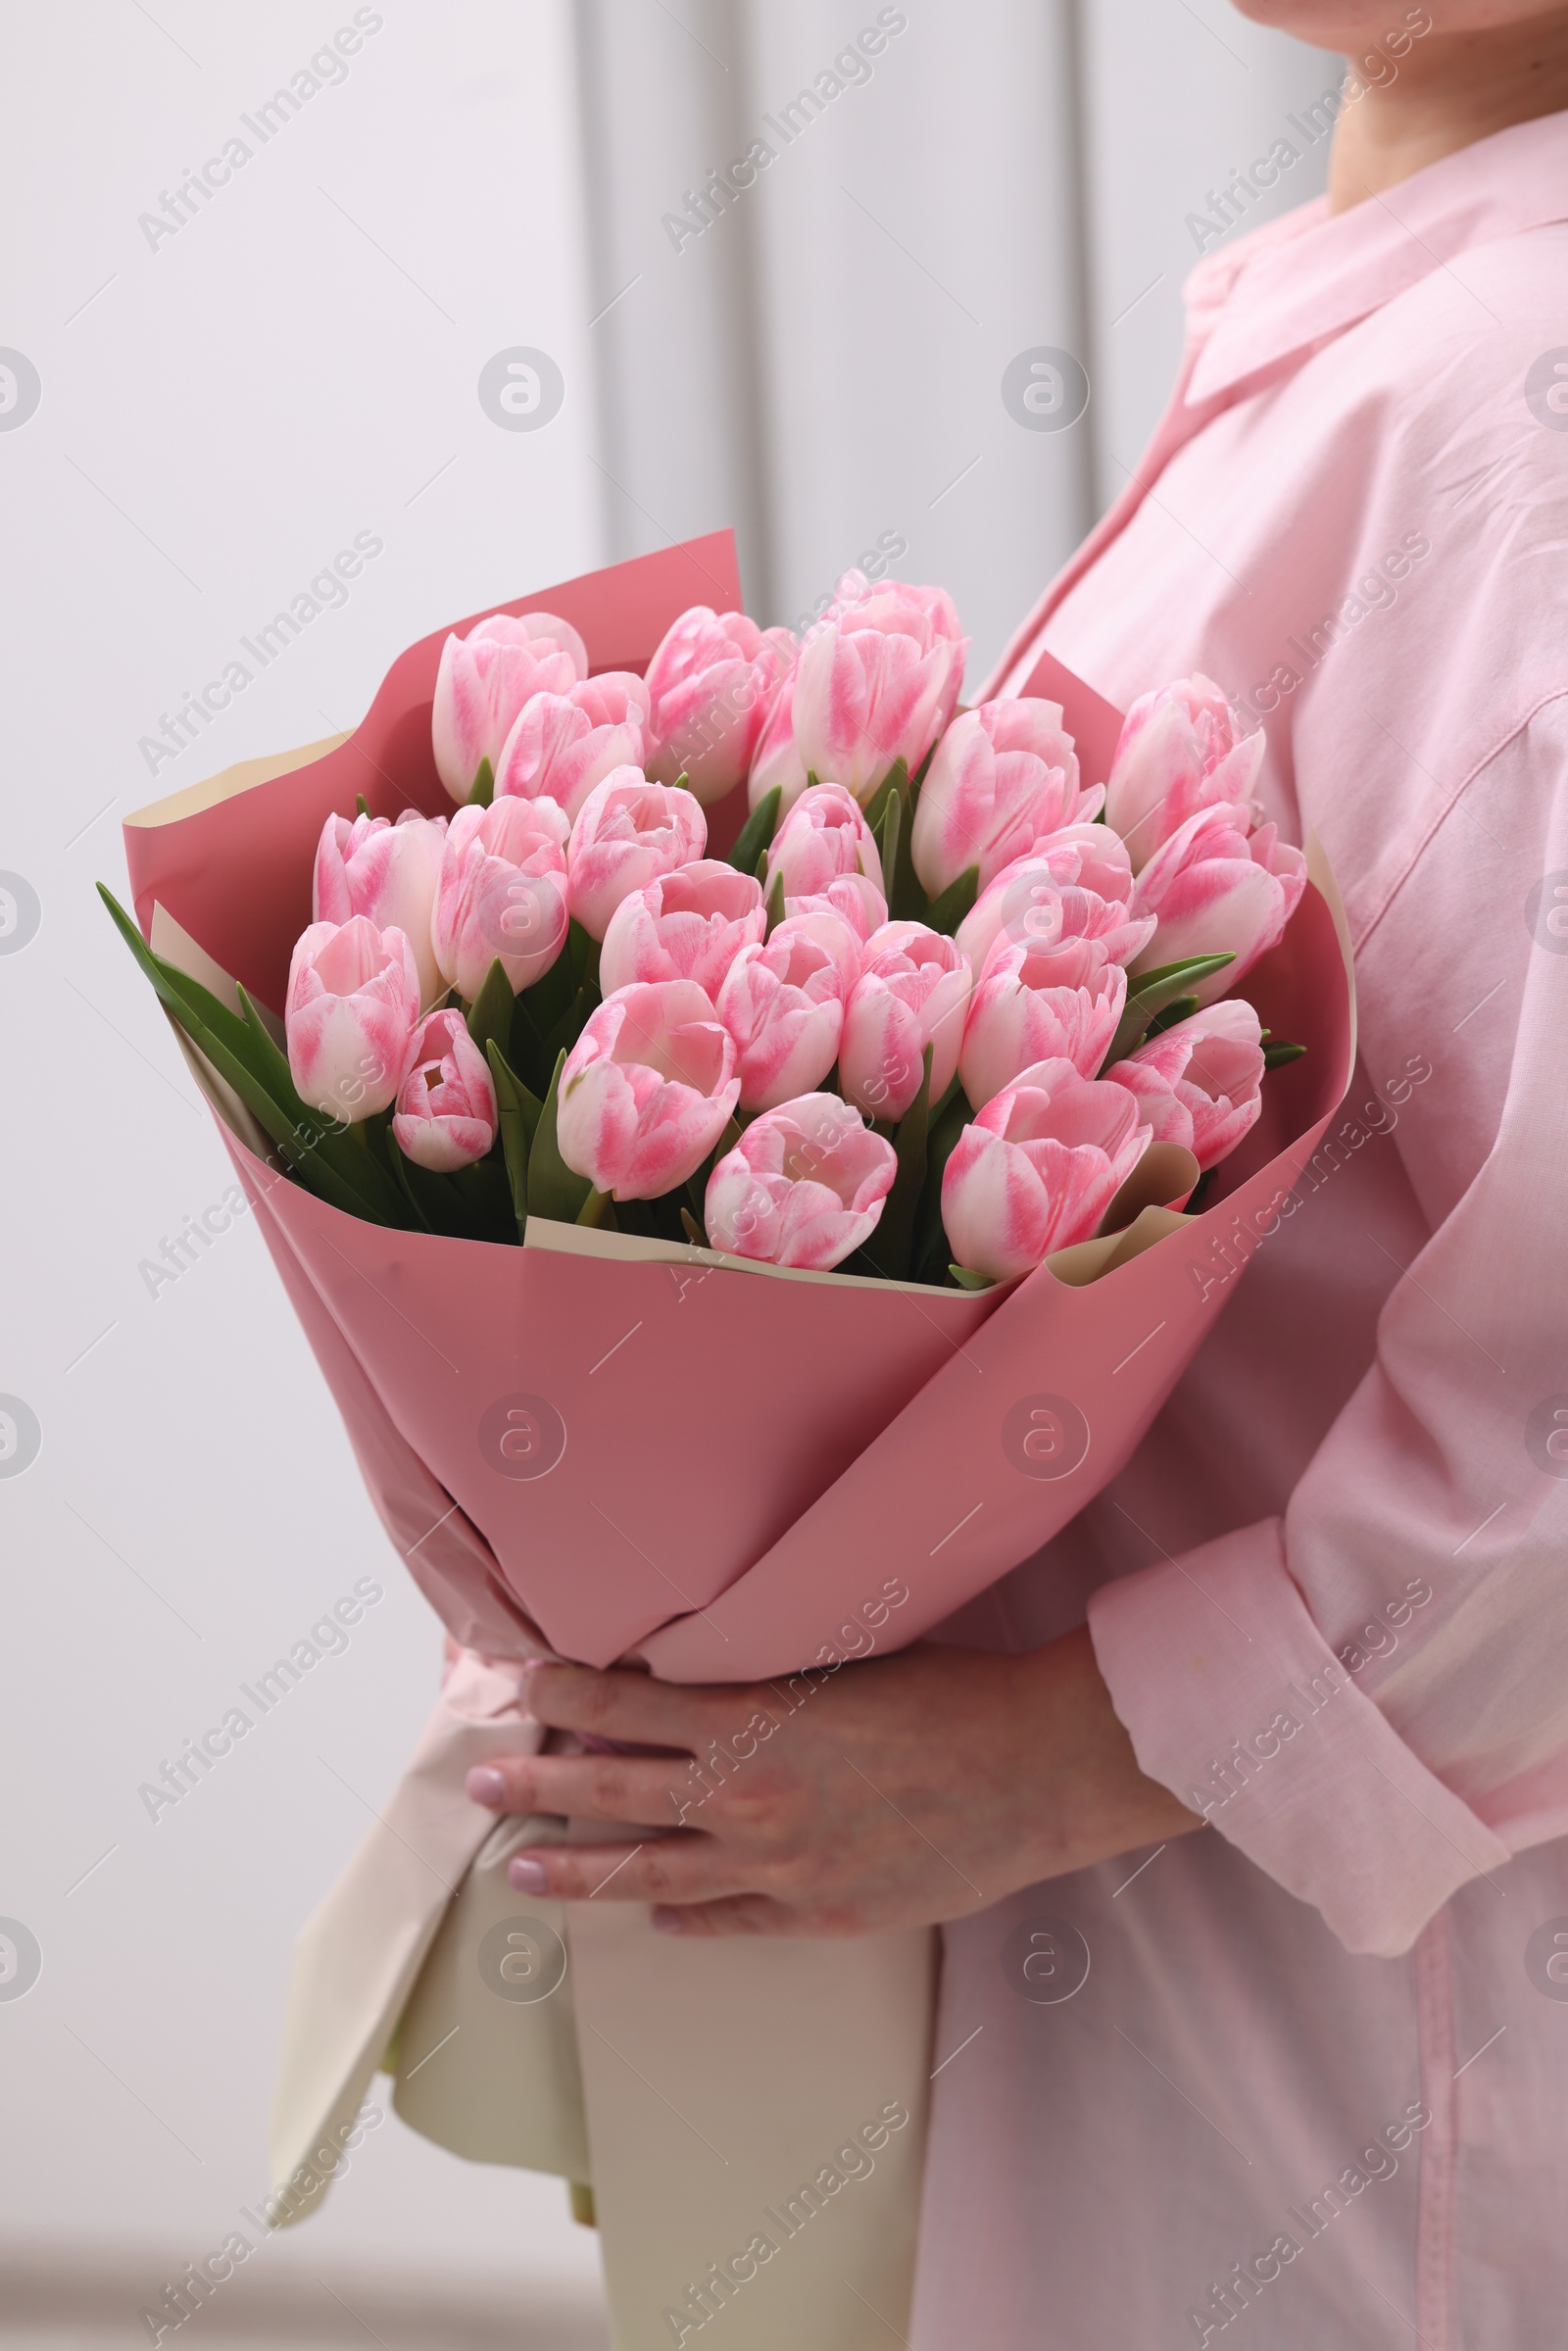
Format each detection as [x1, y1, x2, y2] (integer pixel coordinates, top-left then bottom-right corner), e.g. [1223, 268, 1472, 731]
[469, 6, 1568, 2340]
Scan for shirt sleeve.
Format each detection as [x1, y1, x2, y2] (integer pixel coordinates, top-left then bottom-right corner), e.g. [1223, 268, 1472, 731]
[1088, 700, 1568, 1958]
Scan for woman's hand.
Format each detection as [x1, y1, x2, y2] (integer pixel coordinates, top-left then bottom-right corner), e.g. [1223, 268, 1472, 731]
[465, 1628, 1202, 1937]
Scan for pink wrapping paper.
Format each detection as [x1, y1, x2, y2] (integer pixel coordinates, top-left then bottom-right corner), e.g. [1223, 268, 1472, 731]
[124, 534, 1355, 1685]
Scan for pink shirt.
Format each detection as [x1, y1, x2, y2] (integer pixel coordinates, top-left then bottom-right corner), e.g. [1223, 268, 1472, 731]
[915, 112, 1568, 2351]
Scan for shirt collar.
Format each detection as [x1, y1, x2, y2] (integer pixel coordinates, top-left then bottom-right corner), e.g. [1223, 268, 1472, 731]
[1186, 107, 1568, 405]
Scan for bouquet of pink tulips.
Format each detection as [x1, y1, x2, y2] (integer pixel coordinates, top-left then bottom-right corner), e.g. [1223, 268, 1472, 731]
[106, 569, 1308, 1293]
[103, 535, 1351, 2346]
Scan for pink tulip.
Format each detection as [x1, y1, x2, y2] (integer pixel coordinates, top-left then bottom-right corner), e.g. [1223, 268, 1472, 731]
[1102, 1000, 1264, 1171]
[950, 874, 1161, 1001]
[839, 922, 973, 1121]
[431, 612, 588, 805]
[789, 582, 969, 804]
[783, 870, 889, 947]
[959, 936, 1128, 1104]
[642, 607, 796, 804]
[391, 1008, 499, 1172]
[910, 700, 1100, 899]
[566, 770, 707, 942]
[747, 660, 811, 812]
[1104, 674, 1265, 872]
[955, 844, 1147, 981]
[432, 798, 570, 1003]
[1130, 803, 1307, 1003]
[285, 916, 421, 1123]
[771, 901, 872, 995]
[763, 782, 882, 907]
[598, 860, 765, 999]
[313, 808, 448, 1010]
[705, 1093, 898, 1270]
[493, 673, 649, 823]
[715, 921, 847, 1112]
[557, 979, 740, 1201]
[942, 1057, 1152, 1281]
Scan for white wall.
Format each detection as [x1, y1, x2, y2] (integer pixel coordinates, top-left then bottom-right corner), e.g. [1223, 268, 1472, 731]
[0, 0, 1330, 2330]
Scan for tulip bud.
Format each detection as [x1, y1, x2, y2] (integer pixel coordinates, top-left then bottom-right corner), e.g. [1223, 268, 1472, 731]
[642, 607, 796, 805]
[1102, 1000, 1264, 1170]
[942, 1057, 1152, 1281]
[1104, 674, 1264, 872]
[557, 980, 740, 1200]
[313, 808, 448, 1011]
[763, 782, 881, 906]
[391, 1008, 499, 1171]
[598, 860, 765, 999]
[839, 922, 973, 1121]
[911, 700, 1099, 899]
[770, 902, 869, 995]
[706, 1094, 898, 1270]
[1129, 805, 1307, 1003]
[432, 798, 570, 1003]
[431, 611, 589, 805]
[285, 916, 421, 1123]
[783, 871, 889, 951]
[959, 935, 1129, 1105]
[493, 673, 649, 823]
[789, 582, 969, 804]
[566, 770, 707, 942]
[715, 922, 848, 1112]
[954, 833, 1138, 980]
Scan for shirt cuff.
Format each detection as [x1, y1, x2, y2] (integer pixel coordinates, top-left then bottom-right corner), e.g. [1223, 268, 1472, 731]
[1086, 1523, 1510, 1956]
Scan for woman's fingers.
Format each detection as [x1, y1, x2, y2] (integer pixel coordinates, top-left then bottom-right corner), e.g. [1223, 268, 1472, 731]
[506, 1833, 745, 1906]
[522, 1658, 741, 1747]
[652, 1896, 800, 1937]
[466, 1751, 691, 1828]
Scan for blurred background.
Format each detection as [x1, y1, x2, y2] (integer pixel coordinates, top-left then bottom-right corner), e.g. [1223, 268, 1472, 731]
[0, 2, 1332, 2342]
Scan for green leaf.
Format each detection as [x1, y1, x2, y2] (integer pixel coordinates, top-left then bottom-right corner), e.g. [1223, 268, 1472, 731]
[886, 787, 927, 925]
[949, 1264, 995, 1291]
[389, 1137, 479, 1239]
[486, 1040, 542, 1241]
[506, 984, 552, 1097]
[860, 756, 908, 841]
[763, 870, 786, 937]
[877, 781, 904, 908]
[466, 756, 495, 808]
[727, 785, 782, 877]
[521, 939, 576, 1046]
[923, 862, 979, 938]
[1143, 994, 1200, 1040]
[566, 917, 597, 987]
[1099, 955, 1236, 1073]
[96, 886, 397, 1223]
[526, 1048, 593, 1224]
[858, 1044, 932, 1283]
[912, 1080, 973, 1284]
[466, 957, 515, 1062]
[452, 1157, 519, 1242]
[1263, 1039, 1307, 1072]
[680, 1205, 708, 1249]
[355, 793, 370, 818]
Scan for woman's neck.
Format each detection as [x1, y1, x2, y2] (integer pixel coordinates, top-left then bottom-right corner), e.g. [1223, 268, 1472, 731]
[1329, 12, 1568, 211]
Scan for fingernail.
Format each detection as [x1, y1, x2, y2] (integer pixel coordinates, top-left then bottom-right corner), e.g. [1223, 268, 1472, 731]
[466, 1766, 506, 1806]
[511, 1858, 549, 1892]
[651, 1906, 683, 1934]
